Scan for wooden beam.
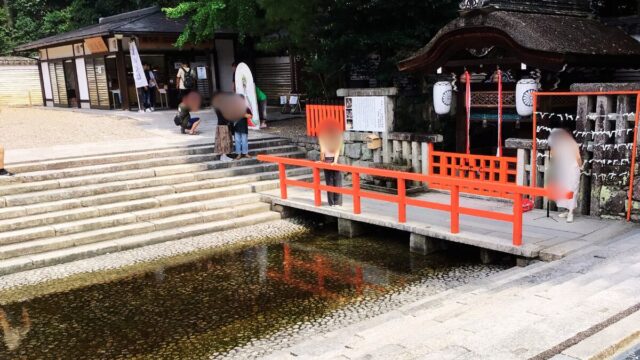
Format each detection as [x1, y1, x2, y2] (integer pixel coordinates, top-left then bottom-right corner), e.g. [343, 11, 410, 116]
[115, 39, 130, 110]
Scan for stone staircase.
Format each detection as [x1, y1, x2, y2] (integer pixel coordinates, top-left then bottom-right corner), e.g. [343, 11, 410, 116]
[0, 137, 307, 276]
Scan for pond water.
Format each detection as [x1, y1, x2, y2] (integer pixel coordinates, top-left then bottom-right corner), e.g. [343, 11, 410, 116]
[0, 229, 508, 359]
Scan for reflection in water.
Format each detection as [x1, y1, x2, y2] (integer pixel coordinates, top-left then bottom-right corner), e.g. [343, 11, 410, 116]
[0, 231, 507, 359]
[0, 307, 31, 351]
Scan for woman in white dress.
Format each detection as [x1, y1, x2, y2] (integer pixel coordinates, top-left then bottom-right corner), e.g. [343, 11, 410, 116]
[548, 128, 583, 223]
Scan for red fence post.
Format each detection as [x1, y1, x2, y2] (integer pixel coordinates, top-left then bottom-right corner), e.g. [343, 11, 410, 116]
[451, 185, 460, 233]
[313, 167, 321, 206]
[513, 193, 523, 246]
[279, 163, 288, 199]
[353, 172, 361, 214]
[398, 178, 407, 223]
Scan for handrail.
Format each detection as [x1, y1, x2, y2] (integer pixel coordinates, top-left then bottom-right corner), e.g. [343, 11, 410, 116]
[258, 155, 572, 247]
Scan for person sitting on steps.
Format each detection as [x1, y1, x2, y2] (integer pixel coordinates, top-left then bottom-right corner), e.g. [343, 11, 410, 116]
[175, 90, 202, 135]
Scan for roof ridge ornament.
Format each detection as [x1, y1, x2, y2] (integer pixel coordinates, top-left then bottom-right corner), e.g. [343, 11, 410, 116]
[459, 0, 490, 10]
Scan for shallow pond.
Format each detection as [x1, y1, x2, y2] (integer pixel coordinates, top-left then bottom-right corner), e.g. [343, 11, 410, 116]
[0, 229, 508, 359]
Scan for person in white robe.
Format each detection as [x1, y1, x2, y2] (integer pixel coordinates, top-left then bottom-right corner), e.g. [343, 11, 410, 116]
[548, 128, 582, 223]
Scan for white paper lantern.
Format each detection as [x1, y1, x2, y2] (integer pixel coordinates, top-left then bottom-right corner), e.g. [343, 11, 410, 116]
[434, 81, 453, 115]
[516, 79, 537, 116]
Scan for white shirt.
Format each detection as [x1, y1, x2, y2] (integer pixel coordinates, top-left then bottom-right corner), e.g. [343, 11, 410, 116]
[177, 67, 191, 90]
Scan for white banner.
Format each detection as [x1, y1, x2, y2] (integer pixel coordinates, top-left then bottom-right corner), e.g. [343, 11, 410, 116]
[129, 41, 148, 88]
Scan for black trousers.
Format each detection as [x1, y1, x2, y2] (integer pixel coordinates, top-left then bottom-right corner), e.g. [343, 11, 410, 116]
[323, 157, 342, 206]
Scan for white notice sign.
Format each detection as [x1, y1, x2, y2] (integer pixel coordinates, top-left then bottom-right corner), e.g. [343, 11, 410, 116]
[346, 96, 386, 132]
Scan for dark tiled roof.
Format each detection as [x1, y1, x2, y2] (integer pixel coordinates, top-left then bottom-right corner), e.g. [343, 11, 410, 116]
[0, 56, 37, 65]
[14, 6, 233, 52]
[487, 0, 592, 16]
[399, 10, 640, 71]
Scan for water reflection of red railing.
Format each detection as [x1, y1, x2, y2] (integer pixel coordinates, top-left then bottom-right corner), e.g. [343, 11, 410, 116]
[267, 244, 385, 298]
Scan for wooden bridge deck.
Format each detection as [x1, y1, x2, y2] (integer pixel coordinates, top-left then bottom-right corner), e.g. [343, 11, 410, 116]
[261, 187, 634, 260]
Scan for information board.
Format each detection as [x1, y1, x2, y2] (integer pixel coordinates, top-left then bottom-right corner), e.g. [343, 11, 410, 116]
[345, 96, 387, 132]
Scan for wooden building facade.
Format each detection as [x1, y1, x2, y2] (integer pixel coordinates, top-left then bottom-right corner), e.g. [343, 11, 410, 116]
[399, 0, 640, 154]
[14, 6, 238, 110]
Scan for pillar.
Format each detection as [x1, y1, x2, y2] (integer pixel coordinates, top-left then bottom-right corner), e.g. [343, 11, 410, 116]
[115, 39, 130, 110]
[410, 233, 445, 255]
[337, 218, 367, 238]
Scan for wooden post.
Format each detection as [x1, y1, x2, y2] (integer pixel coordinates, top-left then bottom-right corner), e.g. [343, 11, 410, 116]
[398, 178, 406, 223]
[279, 163, 288, 199]
[353, 172, 361, 214]
[513, 193, 523, 246]
[313, 167, 321, 206]
[576, 95, 593, 215]
[591, 95, 613, 216]
[450, 185, 460, 234]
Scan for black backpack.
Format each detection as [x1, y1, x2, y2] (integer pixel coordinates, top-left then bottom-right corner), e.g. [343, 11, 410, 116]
[182, 67, 195, 89]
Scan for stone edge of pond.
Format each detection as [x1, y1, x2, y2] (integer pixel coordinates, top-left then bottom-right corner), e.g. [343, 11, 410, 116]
[0, 219, 312, 305]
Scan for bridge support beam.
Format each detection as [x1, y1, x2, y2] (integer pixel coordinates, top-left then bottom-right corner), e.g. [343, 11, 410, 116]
[410, 233, 445, 255]
[338, 218, 367, 238]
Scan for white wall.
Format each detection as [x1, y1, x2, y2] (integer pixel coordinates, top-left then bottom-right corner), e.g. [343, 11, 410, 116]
[215, 39, 235, 92]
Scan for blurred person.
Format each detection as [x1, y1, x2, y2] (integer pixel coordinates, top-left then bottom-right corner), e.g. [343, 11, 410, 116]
[256, 86, 268, 128]
[174, 91, 202, 135]
[142, 63, 157, 112]
[212, 93, 234, 158]
[317, 119, 344, 207]
[0, 145, 12, 176]
[548, 128, 582, 223]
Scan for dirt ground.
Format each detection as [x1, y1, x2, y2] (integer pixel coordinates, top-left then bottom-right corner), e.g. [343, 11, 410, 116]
[0, 107, 155, 149]
[261, 117, 307, 139]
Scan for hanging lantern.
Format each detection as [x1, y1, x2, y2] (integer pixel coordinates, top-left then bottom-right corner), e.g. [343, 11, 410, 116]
[433, 81, 453, 115]
[516, 78, 537, 116]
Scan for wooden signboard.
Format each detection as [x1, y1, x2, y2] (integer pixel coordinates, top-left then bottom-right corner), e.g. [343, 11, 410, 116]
[84, 37, 109, 54]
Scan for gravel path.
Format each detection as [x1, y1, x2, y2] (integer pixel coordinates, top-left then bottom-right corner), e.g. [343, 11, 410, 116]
[0, 107, 156, 149]
[0, 219, 310, 301]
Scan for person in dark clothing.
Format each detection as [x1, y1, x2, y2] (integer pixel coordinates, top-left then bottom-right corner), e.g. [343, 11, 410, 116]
[317, 119, 344, 207]
[175, 91, 202, 135]
[142, 63, 157, 112]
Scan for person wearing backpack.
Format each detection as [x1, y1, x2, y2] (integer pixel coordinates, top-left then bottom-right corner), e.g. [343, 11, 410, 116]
[176, 61, 196, 100]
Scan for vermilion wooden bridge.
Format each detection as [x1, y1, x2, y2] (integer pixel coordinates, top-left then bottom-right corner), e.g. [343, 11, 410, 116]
[258, 155, 631, 261]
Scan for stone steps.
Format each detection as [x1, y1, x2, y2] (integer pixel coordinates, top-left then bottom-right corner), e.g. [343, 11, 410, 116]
[0, 202, 271, 260]
[0, 166, 309, 224]
[0, 211, 282, 276]
[9, 143, 296, 183]
[6, 138, 289, 174]
[0, 137, 306, 276]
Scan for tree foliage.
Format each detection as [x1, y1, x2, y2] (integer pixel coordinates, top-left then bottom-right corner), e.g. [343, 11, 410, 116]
[1, 0, 179, 55]
[165, 0, 460, 96]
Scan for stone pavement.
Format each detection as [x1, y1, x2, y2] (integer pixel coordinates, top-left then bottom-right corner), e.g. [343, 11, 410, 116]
[4, 107, 273, 164]
[263, 187, 634, 260]
[263, 227, 640, 360]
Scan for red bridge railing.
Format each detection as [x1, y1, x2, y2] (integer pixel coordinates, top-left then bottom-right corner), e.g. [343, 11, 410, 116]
[306, 104, 346, 137]
[258, 155, 572, 247]
[428, 144, 518, 198]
